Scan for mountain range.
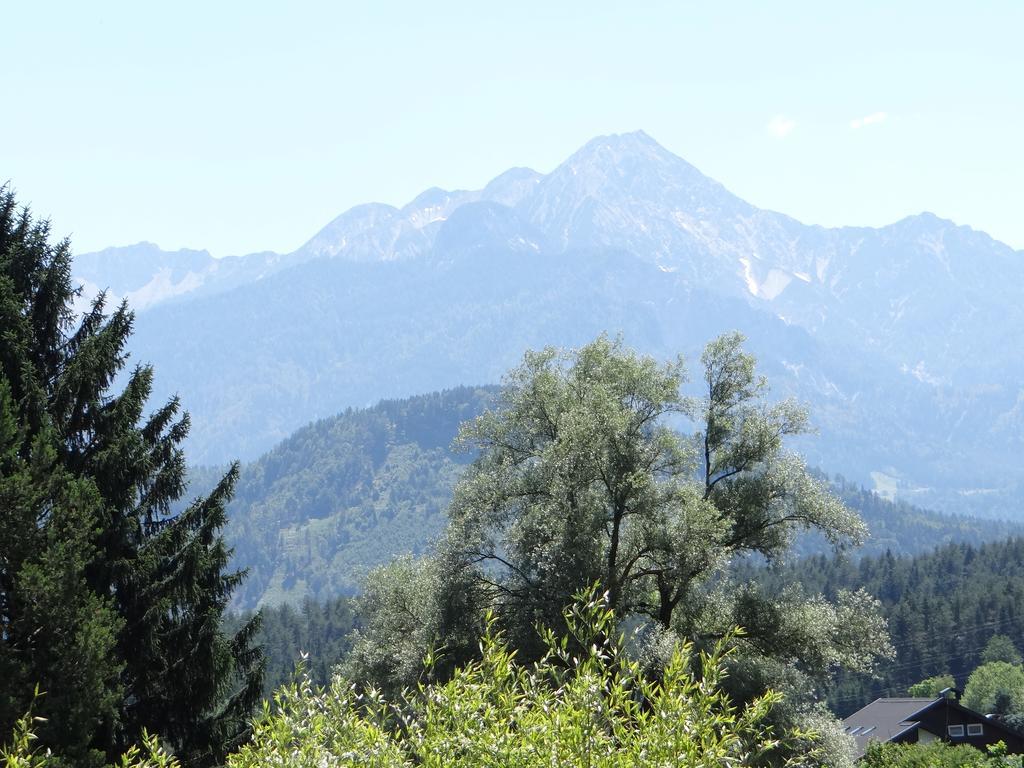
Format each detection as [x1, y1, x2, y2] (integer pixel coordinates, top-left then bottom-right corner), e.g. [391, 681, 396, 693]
[73, 131, 1024, 515]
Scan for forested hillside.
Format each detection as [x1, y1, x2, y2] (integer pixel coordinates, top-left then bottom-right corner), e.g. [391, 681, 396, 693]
[204, 385, 1022, 610]
[219, 386, 497, 608]
[226, 597, 358, 697]
[749, 538, 1024, 714]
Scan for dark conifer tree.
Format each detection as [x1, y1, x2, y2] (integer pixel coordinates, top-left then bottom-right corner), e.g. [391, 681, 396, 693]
[0, 186, 263, 766]
[0, 378, 123, 767]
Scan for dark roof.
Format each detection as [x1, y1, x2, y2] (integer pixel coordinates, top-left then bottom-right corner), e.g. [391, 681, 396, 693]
[843, 695, 1024, 758]
[842, 698, 935, 755]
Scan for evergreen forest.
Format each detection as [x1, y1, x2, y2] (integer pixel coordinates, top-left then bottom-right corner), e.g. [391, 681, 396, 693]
[748, 538, 1024, 715]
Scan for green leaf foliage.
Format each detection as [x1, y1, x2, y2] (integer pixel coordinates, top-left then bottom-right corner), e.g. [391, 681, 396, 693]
[231, 590, 820, 768]
[861, 740, 1022, 767]
[2, 701, 181, 768]
[907, 674, 956, 697]
[963, 662, 1024, 716]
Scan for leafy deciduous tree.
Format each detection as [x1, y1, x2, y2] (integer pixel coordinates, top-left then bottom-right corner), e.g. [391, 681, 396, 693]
[861, 740, 1022, 768]
[346, 333, 891, 765]
[963, 662, 1024, 716]
[907, 674, 956, 698]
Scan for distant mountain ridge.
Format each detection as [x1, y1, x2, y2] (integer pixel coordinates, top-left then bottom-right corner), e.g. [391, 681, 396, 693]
[78, 132, 1024, 382]
[74, 131, 1024, 514]
[73, 242, 288, 312]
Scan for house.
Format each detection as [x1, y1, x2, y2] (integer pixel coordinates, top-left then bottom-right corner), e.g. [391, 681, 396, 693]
[842, 692, 1024, 758]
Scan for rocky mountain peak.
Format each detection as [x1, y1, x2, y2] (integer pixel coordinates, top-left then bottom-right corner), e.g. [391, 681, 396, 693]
[548, 130, 713, 193]
[481, 167, 542, 207]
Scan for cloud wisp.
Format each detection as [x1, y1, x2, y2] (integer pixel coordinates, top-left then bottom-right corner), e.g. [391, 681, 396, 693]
[766, 115, 797, 138]
[850, 111, 888, 129]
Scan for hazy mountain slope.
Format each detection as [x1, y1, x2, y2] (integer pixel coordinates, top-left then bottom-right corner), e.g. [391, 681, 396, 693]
[93, 130, 1024, 513]
[73, 242, 289, 311]
[205, 388, 1023, 610]
[294, 170, 544, 262]
[767, 214, 1024, 387]
[73, 167, 543, 310]
[133, 241, 895, 470]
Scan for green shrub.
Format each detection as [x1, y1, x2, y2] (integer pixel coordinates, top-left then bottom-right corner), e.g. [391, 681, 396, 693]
[2, 700, 179, 768]
[860, 741, 1019, 765]
[861, 740, 1022, 767]
[230, 589, 821, 767]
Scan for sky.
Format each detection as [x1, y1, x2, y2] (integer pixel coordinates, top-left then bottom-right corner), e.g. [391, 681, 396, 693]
[3, 1, 1023, 256]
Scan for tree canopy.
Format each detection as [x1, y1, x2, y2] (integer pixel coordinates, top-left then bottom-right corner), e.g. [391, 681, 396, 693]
[345, 333, 891, 765]
[907, 675, 956, 698]
[981, 635, 1023, 666]
[963, 662, 1024, 717]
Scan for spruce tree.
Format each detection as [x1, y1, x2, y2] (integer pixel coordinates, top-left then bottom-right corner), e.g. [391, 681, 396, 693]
[0, 186, 263, 766]
[0, 378, 123, 767]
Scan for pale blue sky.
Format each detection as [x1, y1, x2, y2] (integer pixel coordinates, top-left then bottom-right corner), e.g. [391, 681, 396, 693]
[4, 1, 1023, 255]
